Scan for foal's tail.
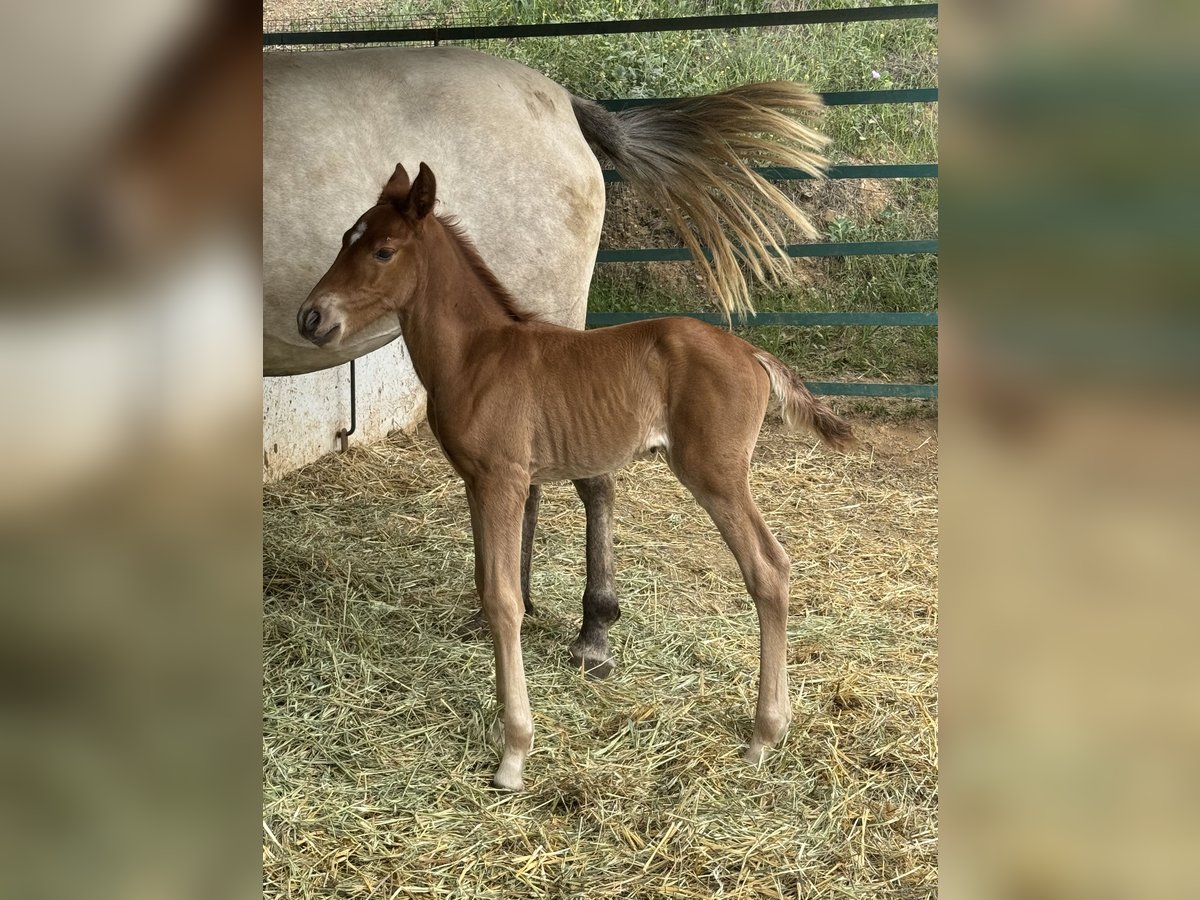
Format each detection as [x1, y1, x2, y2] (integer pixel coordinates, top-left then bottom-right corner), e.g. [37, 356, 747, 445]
[755, 352, 857, 451]
[570, 83, 828, 320]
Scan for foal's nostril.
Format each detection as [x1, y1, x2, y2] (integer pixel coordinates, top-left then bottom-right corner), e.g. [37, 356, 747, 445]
[303, 308, 321, 336]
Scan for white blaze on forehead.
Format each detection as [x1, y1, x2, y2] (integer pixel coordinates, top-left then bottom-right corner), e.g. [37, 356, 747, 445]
[348, 220, 367, 245]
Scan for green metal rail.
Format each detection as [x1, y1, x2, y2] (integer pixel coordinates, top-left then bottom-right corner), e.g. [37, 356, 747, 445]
[263, 4, 939, 47]
[805, 382, 938, 399]
[603, 87, 939, 110]
[263, 4, 939, 399]
[586, 312, 937, 327]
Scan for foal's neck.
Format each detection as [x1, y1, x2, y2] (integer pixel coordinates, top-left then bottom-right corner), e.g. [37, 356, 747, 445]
[398, 218, 525, 392]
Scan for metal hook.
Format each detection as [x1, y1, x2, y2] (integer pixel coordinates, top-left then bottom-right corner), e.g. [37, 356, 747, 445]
[336, 359, 356, 452]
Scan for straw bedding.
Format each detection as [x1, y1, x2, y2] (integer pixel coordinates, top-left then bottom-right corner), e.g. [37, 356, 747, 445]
[263, 419, 938, 898]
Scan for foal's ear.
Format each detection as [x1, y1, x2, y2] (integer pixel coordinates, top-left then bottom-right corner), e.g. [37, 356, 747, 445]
[409, 162, 437, 220]
[378, 163, 411, 204]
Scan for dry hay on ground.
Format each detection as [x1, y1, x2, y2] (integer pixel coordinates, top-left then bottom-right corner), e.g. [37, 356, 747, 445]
[263, 420, 938, 899]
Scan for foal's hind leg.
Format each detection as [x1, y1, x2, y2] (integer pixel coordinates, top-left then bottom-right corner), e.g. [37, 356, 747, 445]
[520, 484, 541, 615]
[569, 475, 620, 678]
[671, 456, 793, 763]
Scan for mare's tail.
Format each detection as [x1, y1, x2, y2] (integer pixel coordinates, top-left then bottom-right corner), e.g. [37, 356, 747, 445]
[570, 83, 828, 320]
[754, 352, 857, 451]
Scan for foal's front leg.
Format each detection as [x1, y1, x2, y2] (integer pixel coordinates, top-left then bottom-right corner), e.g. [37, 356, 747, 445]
[466, 479, 534, 791]
[570, 475, 621, 678]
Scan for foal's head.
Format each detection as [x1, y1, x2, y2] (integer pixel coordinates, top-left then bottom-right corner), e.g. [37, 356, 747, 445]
[298, 162, 437, 348]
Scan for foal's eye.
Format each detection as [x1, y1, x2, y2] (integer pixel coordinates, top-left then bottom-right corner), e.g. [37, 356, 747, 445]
[374, 248, 395, 261]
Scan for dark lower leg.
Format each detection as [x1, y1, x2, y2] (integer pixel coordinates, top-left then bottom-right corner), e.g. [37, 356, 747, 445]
[569, 475, 620, 678]
[520, 484, 541, 615]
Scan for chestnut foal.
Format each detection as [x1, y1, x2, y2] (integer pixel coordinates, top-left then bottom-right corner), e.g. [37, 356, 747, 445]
[298, 163, 855, 790]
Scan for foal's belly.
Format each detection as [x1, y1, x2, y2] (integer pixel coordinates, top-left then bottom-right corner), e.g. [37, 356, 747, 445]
[529, 421, 670, 484]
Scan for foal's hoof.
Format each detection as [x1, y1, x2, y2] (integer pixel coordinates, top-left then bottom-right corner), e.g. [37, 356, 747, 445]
[743, 745, 768, 765]
[744, 728, 788, 765]
[492, 771, 525, 792]
[492, 755, 526, 792]
[567, 644, 615, 680]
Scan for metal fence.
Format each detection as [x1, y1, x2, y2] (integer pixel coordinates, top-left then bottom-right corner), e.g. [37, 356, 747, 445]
[264, 3, 939, 399]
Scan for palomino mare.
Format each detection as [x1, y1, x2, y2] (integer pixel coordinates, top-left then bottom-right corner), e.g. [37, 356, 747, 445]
[297, 162, 855, 790]
[265, 47, 830, 678]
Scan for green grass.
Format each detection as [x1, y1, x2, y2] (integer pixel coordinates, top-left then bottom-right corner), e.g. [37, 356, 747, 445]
[378, 0, 939, 403]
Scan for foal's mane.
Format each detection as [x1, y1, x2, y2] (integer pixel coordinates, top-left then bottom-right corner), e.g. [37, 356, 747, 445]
[436, 215, 540, 324]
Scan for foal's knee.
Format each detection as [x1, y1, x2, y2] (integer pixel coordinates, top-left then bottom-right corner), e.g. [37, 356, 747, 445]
[483, 593, 524, 633]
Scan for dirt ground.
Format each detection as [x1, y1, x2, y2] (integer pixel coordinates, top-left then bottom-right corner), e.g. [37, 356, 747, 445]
[852, 418, 938, 472]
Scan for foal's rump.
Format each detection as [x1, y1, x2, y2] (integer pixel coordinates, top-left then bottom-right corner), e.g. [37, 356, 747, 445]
[642, 316, 856, 453]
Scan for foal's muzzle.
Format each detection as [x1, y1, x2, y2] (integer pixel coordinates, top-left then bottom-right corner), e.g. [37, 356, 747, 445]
[297, 298, 343, 346]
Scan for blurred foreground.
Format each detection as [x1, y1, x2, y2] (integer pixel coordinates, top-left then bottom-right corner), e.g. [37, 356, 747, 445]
[943, 0, 1200, 897]
[0, 3, 260, 899]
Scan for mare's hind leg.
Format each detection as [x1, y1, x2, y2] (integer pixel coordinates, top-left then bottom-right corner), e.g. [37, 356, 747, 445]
[569, 475, 620, 678]
[520, 484, 541, 615]
[669, 453, 793, 763]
